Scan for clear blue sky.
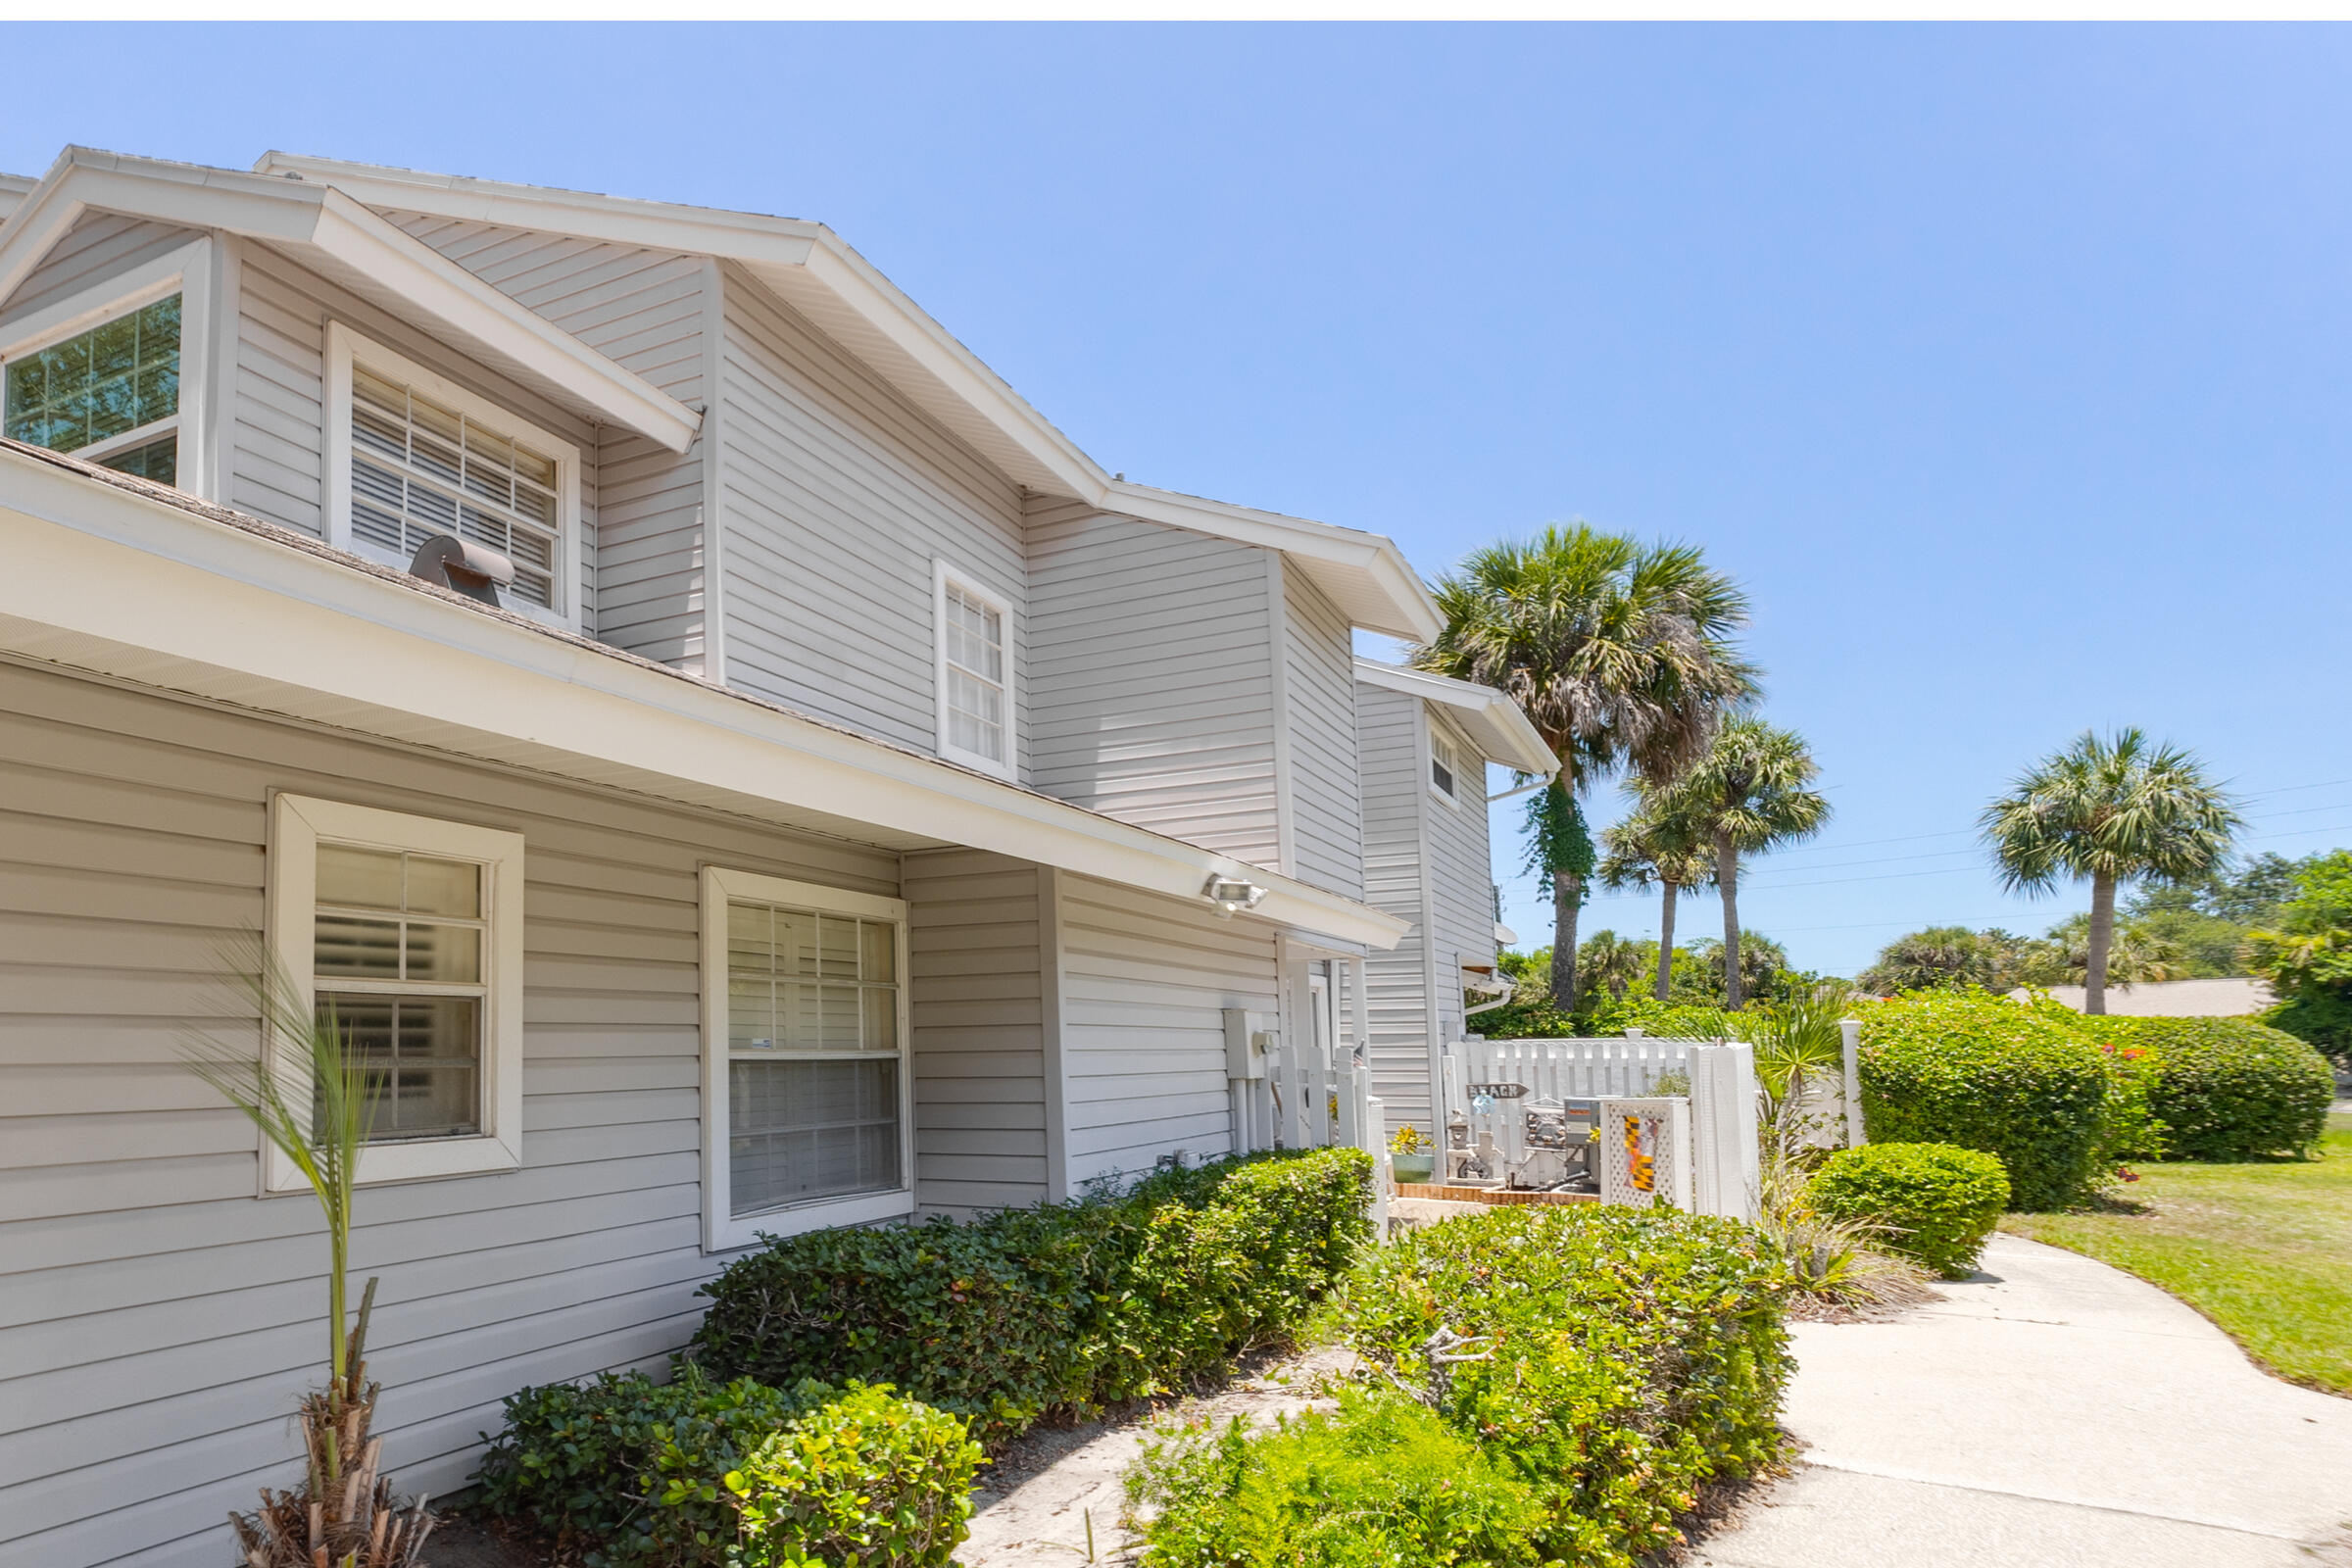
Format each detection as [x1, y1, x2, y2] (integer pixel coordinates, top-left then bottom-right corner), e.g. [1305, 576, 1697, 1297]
[9, 24, 2350, 976]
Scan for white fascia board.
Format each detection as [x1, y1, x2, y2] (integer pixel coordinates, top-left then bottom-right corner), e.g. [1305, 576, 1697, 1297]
[1353, 659, 1556, 776]
[0, 151, 700, 454]
[0, 450, 1406, 950]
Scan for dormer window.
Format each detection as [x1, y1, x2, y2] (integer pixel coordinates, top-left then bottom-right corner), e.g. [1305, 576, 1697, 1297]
[935, 563, 1013, 778]
[326, 323, 579, 629]
[3, 293, 181, 483]
[1430, 726, 1460, 804]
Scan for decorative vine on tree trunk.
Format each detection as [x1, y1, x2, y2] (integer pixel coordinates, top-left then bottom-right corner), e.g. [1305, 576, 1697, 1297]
[1528, 781, 1595, 1009]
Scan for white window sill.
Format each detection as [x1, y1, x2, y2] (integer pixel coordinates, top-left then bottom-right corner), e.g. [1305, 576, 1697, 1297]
[939, 741, 1015, 782]
[266, 1131, 522, 1194]
[706, 1188, 915, 1253]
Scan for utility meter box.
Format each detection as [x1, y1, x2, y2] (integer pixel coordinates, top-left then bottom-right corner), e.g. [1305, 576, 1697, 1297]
[1222, 1008, 1271, 1080]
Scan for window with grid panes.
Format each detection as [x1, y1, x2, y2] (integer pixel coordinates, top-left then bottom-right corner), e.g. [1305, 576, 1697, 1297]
[349, 367, 563, 609]
[723, 899, 903, 1214]
[1429, 727, 1459, 802]
[313, 844, 489, 1141]
[3, 294, 181, 483]
[941, 581, 1007, 766]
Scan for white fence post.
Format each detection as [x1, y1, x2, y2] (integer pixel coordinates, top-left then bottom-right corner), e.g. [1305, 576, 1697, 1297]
[1689, 1041, 1761, 1223]
[1362, 1080, 1389, 1234]
[1839, 1018, 1866, 1148]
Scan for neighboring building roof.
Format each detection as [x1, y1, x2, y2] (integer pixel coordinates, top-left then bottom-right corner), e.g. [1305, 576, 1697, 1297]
[1352, 659, 1556, 777]
[246, 150, 1444, 642]
[2014, 978, 2277, 1017]
[0, 149, 701, 453]
[0, 437, 1408, 951]
[0, 172, 33, 223]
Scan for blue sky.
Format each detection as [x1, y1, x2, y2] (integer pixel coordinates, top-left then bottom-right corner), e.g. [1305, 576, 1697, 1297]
[9, 24, 2350, 976]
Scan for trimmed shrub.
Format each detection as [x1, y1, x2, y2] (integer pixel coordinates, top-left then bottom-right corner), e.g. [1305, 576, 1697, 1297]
[1330, 1203, 1790, 1568]
[1127, 1392, 1551, 1568]
[1856, 991, 2115, 1209]
[691, 1146, 1373, 1444]
[723, 1383, 985, 1568]
[2112, 1016, 2335, 1160]
[1809, 1143, 2010, 1279]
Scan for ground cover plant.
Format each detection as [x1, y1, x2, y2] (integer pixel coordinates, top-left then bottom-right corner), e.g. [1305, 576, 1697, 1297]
[2004, 1117, 2352, 1396]
[692, 1147, 1372, 1443]
[1129, 1202, 1792, 1568]
[1810, 1143, 2010, 1279]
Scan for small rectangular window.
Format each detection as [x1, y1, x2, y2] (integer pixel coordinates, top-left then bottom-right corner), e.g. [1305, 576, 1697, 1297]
[1430, 728, 1459, 802]
[268, 795, 525, 1189]
[935, 565, 1012, 776]
[3, 293, 181, 480]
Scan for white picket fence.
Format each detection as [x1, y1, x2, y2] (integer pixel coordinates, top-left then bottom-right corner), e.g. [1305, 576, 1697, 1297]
[1224, 1003, 1389, 1230]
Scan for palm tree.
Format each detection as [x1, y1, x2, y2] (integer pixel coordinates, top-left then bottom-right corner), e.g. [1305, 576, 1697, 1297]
[1657, 718, 1830, 1008]
[1413, 523, 1755, 1007]
[1983, 730, 2240, 1015]
[1576, 928, 1650, 1002]
[1598, 804, 1717, 1001]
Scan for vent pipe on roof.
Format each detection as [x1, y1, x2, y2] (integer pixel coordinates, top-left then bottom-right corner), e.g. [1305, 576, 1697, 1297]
[409, 535, 515, 609]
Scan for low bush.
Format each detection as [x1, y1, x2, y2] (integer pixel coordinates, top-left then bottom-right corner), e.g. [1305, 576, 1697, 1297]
[476, 1368, 976, 1568]
[1856, 990, 2116, 1208]
[692, 1146, 1373, 1444]
[1329, 1203, 1790, 1568]
[1126, 1392, 1551, 1568]
[723, 1383, 985, 1568]
[1809, 1143, 2010, 1279]
[2110, 1017, 2335, 1160]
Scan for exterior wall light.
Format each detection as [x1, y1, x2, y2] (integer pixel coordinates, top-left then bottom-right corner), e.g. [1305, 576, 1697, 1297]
[1200, 874, 1268, 917]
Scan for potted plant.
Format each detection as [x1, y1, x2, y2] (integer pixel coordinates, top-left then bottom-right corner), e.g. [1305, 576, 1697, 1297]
[1389, 1124, 1437, 1185]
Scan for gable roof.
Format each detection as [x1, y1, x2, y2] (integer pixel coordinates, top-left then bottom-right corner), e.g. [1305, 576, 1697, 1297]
[0, 149, 700, 454]
[251, 151, 1444, 642]
[0, 435, 1407, 951]
[0, 173, 33, 224]
[1353, 659, 1556, 777]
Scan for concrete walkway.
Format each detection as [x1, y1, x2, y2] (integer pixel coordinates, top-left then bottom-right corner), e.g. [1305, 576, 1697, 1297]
[1690, 1234, 2352, 1568]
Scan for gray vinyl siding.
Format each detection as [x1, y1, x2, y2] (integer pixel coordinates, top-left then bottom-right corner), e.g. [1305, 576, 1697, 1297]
[377, 212, 714, 649]
[1056, 875, 1279, 1187]
[227, 244, 601, 621]
[1354, 684, 1436, 1130]
[1423, 708, 1497, 1050]
[0, 212, 199, 325]
[714, 267, 1027, 760]
[0, 660, 900, 1568]
[1278, 561, 1363, 899]
[1025, 503, 1283, 869]
[902, 849, 1049, 1217]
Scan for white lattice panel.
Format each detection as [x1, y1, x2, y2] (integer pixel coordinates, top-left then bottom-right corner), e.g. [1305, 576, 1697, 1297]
[1597, 1097, 1693, 1211]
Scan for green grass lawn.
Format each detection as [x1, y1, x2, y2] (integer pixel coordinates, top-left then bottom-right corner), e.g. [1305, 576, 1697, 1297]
[2002, 1113, 2352, 1396]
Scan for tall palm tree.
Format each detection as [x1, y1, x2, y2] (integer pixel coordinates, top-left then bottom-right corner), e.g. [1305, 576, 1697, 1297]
[1413, 523, 1755, 1007]
[1983, 730, 2240, 1014]
[1657, 717, 1830, 1008]
[1598, 804, 1717, 1001]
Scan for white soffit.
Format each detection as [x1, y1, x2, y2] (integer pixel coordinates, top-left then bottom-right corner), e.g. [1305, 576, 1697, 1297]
[0, 444, 1407, 951]
[248, 151, 1444, 643]
[0, 149, 699, 454]
[1353, 658, 1556, 776]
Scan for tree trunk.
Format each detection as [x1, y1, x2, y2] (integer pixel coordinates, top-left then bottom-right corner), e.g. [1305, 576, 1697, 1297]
[1655, 881, 1679, 1002]
[1552, 873, 1583, 1012]
[2085, 870, 2117, 1015]
[1718, 830, 1743, 1009]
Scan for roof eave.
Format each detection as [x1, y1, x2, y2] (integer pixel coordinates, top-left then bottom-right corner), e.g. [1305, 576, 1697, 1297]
[1353, 658, 1556, 776]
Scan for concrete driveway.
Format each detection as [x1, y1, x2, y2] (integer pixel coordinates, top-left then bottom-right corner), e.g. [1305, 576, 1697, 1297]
[1690, 1234, 2352, 1568]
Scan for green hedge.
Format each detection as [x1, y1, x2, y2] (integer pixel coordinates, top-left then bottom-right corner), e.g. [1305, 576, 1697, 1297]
[2110, 1017, 2335, 1160]
[1856, 991, 2118, 1209]
[473, 1367, 972, 1568]
[692, 1147, 1373, 1444]
[1159, 1203, 1787, 1568]
[1810, 1143, 2010, 1279]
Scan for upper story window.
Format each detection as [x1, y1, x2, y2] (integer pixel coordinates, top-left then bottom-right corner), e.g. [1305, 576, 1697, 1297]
[3, 293, 181, 483]
[1429, 725, 1460, 804]
[326, 323, 579, 630]
[935, 563, 1013, 778]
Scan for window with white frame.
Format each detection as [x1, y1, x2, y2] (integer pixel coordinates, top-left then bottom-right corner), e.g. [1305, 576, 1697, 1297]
[327, 324, 578, 625]
[700, 868, 912, 1250]
[3, 292, 183, 483]
[935, 564, 1011, 775]
[1429, 724, 1460, 804]
[267, 794, 525, 1190]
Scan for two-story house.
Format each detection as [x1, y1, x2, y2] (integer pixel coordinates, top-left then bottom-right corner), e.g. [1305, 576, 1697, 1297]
[0, 146, 1519, 1567]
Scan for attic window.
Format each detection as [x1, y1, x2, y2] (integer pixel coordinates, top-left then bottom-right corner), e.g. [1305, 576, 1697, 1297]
[3, 293, 181, 483]
[1430, 727, 1460, 803]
